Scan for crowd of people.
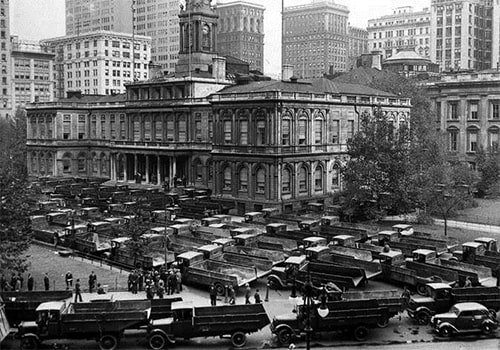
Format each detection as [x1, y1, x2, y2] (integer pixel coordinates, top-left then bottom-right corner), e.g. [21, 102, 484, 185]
[128, 268, 182, 299]
[0, 272, 49, 292]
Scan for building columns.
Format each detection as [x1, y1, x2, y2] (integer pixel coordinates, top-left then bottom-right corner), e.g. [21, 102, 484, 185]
[145, 155, 150, 183]
[157, 155, 161, 186]
[134, 154, 138, 178]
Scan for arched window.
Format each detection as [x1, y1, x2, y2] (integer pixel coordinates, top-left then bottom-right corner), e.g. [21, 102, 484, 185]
[282, 167, 291, 194]
[223, 166, 232, 190]
[467, 127, 479, 152]
[62, 153, 72, 174]
[31, 152, 38, 174]
[489, 127, 499, 152]
[47, 153, 54, 175]
[315, 117, 323, 144]
[332, 165, 340, 189]
[207, 160, 213, 182]
[282, 118, 291, 145]
[447, 127, 459, 152]
[315, 166, 323, 191]
[77, 153, 86, 173]
[133, 116, 141, 141]
[39, 152, 46, 174]
[298, 115, 307, 145]
[299, 166, 308, 193]
[39, 117, 45, 138]
[256, 168, 265, 194]
[193, 159, 203, 182]
[92, 153, 98, 175]
[239, 167, 248, 191]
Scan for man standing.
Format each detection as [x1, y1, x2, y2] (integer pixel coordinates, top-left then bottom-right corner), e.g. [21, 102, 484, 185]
[27, 273, 34, 291]
[209, 284, 217, 306]
[88, 271, 97, 293]
[44, 273, 50, 291]
[65, 271, 73, 289]
[245, 283, 251, 304]
[254, 289, 262, 304]
[74, 279, 83, 303]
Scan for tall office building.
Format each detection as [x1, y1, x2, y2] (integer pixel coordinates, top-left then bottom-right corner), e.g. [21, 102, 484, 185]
[492, 0, 500, 68]
[283, 0, 349, 79]
[10, 37, 55, 107]
[0, 0, 11, 118]
[347, 26, 369, 70]
[367, 6, 431, 60]
[134, 0, 181, 73]
[430, 0, 494, 71]
[65, 0, 133, 36]
[216, 1, 265, 72]
[42, 31, 151, 98]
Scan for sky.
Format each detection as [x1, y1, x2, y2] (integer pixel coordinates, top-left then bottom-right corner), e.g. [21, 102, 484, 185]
[10, 0, 430, 74]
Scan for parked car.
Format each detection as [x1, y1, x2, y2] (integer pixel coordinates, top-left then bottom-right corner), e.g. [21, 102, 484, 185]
[431, 302, 498, 337]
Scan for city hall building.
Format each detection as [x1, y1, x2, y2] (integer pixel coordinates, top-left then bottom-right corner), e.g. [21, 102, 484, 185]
[26, 0, 411, 213]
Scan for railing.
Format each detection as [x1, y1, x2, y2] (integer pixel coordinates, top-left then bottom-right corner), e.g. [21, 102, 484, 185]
[213, 144, 346, 154]
[126, 97, 209, 107]
[111, 140, 212, 150]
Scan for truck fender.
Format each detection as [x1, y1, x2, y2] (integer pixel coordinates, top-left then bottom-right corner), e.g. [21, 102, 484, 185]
[21, 333, 40, 342]
[267, 274, 284, 289]
[415, 306, 432, 316]
[150, 328, 175, 345]
[274, 324, 296, 344]
[414, 307, 432, 325]
[437, 322, 459, 334]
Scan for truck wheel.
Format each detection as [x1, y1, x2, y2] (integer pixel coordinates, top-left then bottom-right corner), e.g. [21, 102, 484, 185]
[277, 328, 293, 345]
[482, 322, 494, 335]
[231, 331, 247, 348]
[149, 333, 167, 350]
[214, 282, 225, 296]
[99, 334, 118, 350]
[377, 316, 389, 328]
[439, 326, 452, 338]
[416, 311, 431, 325]
[353, 325, 369, 341]
[20, 336, 39, 350]
[267, 276, 281, 290]
[416, 284, 427, 296]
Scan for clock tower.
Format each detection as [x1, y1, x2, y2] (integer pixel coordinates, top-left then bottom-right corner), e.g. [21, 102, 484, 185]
[175, 0, 219, 75]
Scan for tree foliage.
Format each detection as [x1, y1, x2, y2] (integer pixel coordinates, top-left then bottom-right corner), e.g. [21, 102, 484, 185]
[475, 147, 500, 197]
[0, 108, 32, 273]
[122, 213, 148, 268]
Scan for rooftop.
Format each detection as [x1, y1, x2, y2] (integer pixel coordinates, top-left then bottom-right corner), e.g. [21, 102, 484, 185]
[384, 50, 432, 63]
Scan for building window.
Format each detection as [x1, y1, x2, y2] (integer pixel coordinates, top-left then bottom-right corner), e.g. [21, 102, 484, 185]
[224, 120, 232, 144]
[491, 102, 500, 119]
[467, 129, 478, 152]
[332, 165, 340, 189]
[78, 115, 86, 139]
[91, 115, 97, 139]
[208, 120, 213, 141]
[256, 120, 265, 145]
[110, 115, 116, 139]
[315, 118, 323, 144]
[346, 120, 355, 143]
[239, 120, 248, 145]
[195, 120, 202, 141]
[436, 102, 442, 122]
[448, 128, 459, 152]
[77, 157, 86, 172]
[299, 167, 308, 193]
[331, 120, 339, 144]
[468, 102, 479, 120]
[282, 119, 290, 145]
[314, 166, 323, 191]
[223, 167, 232, 190]
[282, 167, 291, 194]
[298, 118, 307, 145]
[133, 118, 140, 141]
[448, 102, 458, 119]
[119, 115, 126, 140]
[63, 115, 71, 139]
[256, 168, 265, 194]
[239, 167, 248, 191]
[62, 158, 71, 173]
[489, 128, 499, 152]
[144, 119, 151, 141]
[178, 119, 187, 142]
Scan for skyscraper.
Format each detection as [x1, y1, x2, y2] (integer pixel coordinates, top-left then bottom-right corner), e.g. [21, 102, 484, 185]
[347, 26, 369, 70]
[65, 0, 133, 36]
[283, 0, 349, 79]
[0, 0, 11, 118]
[216, 1, 265, 72]
[430, 0, 494, 71]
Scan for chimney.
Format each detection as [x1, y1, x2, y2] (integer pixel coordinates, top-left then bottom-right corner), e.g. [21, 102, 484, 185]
[148, 61, 163, 79]
[371, 54, 382, 70]
[212, 56, 226, 81]
[282, 64, 294, 81]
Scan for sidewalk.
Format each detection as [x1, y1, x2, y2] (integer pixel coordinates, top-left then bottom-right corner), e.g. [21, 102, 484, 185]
[434, 219, 500, 236]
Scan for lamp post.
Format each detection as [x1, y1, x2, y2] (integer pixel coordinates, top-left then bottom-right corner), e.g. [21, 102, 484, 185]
[164, 205, 169, 269]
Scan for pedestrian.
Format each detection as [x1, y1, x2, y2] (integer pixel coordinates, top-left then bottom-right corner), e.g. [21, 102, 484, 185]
[401, 286, 411, 308]
[464, 277, 472, 287]
[74, 279, 82, 303]
[164, 177, 170, 191]
[228, 285, 235, 305]
[10, 273, 17, 291]
[176, 269, 182, 292]
[169, 272, 178, 294]
[131, 271, 138, 294]
[65, 271, 73, 289]
[138, 270, 144, 292]
[44, 273, 50, 291]
[173, 175, 178, 188]
[27, 273, 34, 291]
[88, 271, 97, 293]
[128, 272, 133, 292]
[97, 283, 106, 295]
[17, 273, 24, 290]
[209, 283, 217, 306]
[146, 282, 155, 299]
[254, 289, 262, 304]
[245, 283, 251, 304]
[157, 280, 165, 299]
[14, 278, 21, 292]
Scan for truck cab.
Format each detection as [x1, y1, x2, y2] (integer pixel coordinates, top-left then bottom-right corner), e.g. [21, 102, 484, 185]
[268, 256, 308, 289]
[46, 212, 70, 226]
[379, 251, 405, 266]
[197, 244, 223, 259]
[261, 208, 278, 218]
[230, 227, 256, 238]
[300, 237, 327, 250]
[244, 212, 265, 224]
[63, 224, 88, 237]
[330, 235, 356, 248]
[233, 233, 260, 247]
[392, 224, 414, 236]
[212, 214, 232, 224]
[174, 251, 205, 272]
[266, 223, 287, 235]
[474, 237, 498, 252]
[169, 224, 192, 235]
[462, 242, 486, 263]
[87, 221, 113, 235]
[212, 237, 235, 248]
[378, 231, 399, 246]
[320, 216, 339, 227]
[201, 217, 221, 227]
[104, 217, 127, 227]
[413, 249, 437, 263]
[18, 301, 67, 340]
[298, 220, 320, 232]
[305, 246, 330, 261]
[80, 207, 101, 219]
[407, 283, 454, 324]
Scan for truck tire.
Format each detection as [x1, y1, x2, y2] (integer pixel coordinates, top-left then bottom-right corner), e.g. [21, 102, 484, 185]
[439, 325, 452, 338]
[416, 284, 427, 296]
[267, 276, 281, 290]
[353, 325, 369, 341]
[20, 336, 39, 350]
[377, 315, 389, 328]
[214, 282, 225, 296]
[482, 322, 494, 335]
[277, 328, 293, 345]
[99, 334, 118, 350]
[416, 311, 431, 325]
[149, 333, 167, 350]
[230, 331, 247, 348]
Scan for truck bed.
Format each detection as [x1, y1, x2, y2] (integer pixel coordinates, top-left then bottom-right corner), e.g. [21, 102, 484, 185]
[193, 304, 270, 333]
[329, 246, 373, 261]
[212, 253, 273, 278]
[187, 260, 258, 288]
[301, 261, 366, 289]
[312, 299, 388, 329]
[432, 258, 493, 285]
[320, 253, 382, 280]
[341, 290, 404, 317]
[224, 245, 286, 265]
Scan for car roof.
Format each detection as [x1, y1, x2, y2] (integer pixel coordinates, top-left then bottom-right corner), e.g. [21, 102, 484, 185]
[454, 302, 488, 312]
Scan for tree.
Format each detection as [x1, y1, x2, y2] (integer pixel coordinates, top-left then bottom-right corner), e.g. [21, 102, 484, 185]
[122, 214, 148, 268]
[475, 147, 500, 197]
[0, 108, 33, 273]
[341, 110, 413, 221]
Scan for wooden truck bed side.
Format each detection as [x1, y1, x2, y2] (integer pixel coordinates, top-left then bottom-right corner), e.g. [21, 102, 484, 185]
[224, 245, 286, 265]
[321, 254, 382, 280]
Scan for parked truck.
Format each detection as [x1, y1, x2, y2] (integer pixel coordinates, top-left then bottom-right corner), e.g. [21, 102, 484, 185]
[148, 302, 270, 349]
[0, 295, 10, 343]
[271, 299, 389, 344]
[406, 283, 500, 325]
[17, 299, 151, 350]
[174, 251, 258, 295]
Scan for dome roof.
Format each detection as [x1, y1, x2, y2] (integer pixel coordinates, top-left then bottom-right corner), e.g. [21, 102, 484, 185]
[384, 50, 431, 63]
